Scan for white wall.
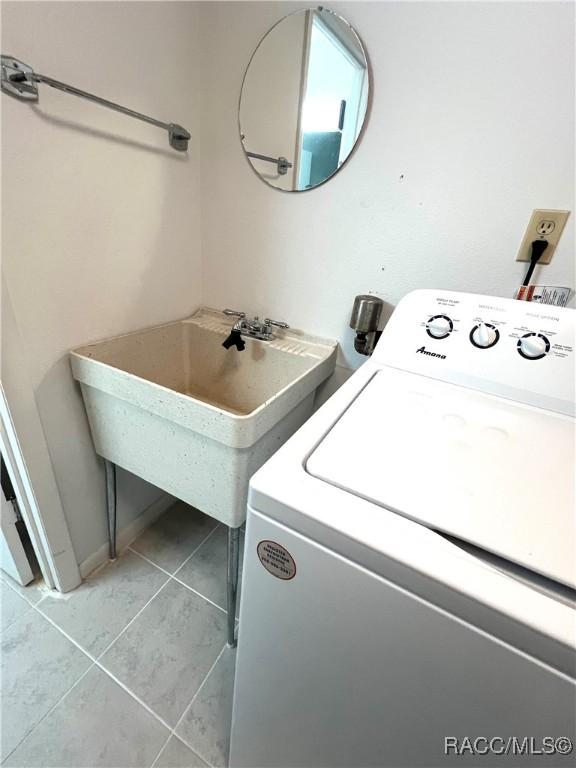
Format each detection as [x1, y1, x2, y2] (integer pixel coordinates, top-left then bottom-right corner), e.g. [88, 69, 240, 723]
[200, 1, 575, 372]
[1, 1, 203, 567]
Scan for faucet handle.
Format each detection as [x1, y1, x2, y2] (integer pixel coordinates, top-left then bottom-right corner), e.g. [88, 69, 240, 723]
[264, 318, 289, 329]
[223, 309, 246, 318]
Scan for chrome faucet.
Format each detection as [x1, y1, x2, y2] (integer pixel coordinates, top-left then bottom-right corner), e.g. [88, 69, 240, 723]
[222, 309, 289, 350]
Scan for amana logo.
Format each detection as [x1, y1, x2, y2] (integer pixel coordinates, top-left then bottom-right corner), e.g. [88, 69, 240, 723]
[416, 346, 446, 360]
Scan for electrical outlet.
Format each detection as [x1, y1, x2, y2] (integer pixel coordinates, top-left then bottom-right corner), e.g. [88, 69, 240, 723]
[516, 209, 570, 264]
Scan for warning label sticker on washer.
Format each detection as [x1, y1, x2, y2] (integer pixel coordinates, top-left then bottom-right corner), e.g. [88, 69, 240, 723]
[257, 540, 296, 580]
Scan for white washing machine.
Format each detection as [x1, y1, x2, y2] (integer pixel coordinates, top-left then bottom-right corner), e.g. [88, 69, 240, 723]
[230, 289, 575, 768]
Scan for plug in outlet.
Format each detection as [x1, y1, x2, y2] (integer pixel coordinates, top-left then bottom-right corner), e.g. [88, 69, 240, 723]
[516, 209, 570, 264]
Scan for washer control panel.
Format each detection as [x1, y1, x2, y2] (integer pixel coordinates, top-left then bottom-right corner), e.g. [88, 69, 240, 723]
[373, 289, 575, 415]
[469, 322, 499, 349]
[516, 332, 550, 360]
[426, 315, 453, 339]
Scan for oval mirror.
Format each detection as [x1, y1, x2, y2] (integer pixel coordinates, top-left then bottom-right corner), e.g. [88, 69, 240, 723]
[239, 7, 369, 192]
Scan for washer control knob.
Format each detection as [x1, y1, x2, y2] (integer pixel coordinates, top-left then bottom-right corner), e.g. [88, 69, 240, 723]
[470, 322, 499, 349]
[426, 315, 453, 339]
[517, 333, 550, 360]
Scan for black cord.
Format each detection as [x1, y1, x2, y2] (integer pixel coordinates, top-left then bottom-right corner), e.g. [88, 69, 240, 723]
[522, 239, 548, 287]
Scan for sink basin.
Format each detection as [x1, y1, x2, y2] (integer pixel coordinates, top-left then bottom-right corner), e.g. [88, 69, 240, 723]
[70, 308, 337, 527]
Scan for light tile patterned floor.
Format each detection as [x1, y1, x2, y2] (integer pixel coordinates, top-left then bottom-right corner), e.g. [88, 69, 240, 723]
[0, 502, 240, 768]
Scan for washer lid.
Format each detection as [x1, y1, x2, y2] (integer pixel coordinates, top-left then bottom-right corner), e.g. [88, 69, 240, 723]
[306, 368, 576, 590]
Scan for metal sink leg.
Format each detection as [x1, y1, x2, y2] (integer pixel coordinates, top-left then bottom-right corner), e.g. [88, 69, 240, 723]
[104, 459, 117, 560]
[227, 526, 240, 647]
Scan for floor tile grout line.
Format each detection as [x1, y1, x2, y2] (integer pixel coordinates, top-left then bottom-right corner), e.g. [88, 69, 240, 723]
[128, 543, 229, 615]
[170, 575, 228, 615]
[30, 602, 99, 663]
[3, 510, 218, 614]
[94, 573, 172, 661]
[150, 733, 210, 768]
[25, 588, 178, 739]
[94, 660, 174, 731]
[29, 549, 171, 663]
[100, 538, 231, 767]
[4, 527, 224, 638]
[150, 643, 228, 768]
[174, 643, 227, 733]
[0, 602, 34, 634]
[149, 735, 173, 768]
[3, 523, 231, 766]
[130, 520, 221, 580]
[19, 556, 227, 744]
[128, 547, 182, 579]
[1, 660, 97, 762]
[2, 574, 48, 610]
[172, 522, 223, 577]
[2, 595, 217, 767]
[152, 642, 229, 768]
[28, 596, 185, 741]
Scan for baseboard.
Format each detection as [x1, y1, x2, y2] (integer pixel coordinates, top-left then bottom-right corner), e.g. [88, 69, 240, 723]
[79, 493, 175, 579]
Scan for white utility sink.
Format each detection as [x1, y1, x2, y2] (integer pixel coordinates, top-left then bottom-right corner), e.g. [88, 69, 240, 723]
[70, 308, 337, 528]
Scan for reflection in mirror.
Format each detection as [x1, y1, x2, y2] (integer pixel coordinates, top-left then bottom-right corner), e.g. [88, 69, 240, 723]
[239, 7, 369, 192]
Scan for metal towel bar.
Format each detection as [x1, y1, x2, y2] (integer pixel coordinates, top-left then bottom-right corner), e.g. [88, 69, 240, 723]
[246, 151, 292, 175]
[1, 55, 190, 151]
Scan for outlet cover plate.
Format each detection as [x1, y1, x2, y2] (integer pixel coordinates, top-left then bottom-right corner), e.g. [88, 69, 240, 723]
[516, 209, 570, 264]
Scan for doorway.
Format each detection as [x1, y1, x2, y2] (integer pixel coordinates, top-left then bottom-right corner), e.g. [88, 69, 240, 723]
[297, 10, 368, 188]
[1, 452, 38, 586]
